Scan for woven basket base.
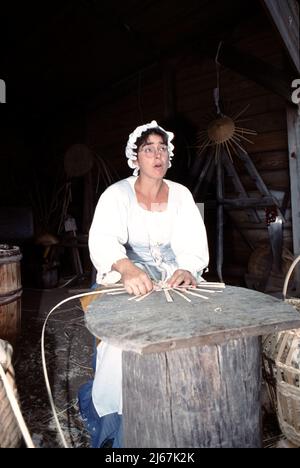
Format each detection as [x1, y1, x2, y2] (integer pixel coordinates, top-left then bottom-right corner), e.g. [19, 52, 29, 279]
[0, 366, 22, 448]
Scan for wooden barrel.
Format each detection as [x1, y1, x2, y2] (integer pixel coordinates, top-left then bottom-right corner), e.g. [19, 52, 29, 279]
[0, 245, 22, 345]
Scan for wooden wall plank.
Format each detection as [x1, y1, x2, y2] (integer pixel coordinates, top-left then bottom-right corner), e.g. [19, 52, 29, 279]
[261, 0, 300, 72]
[243, 131, 288, 153]
[216, 42, 295, 104]
[86, 14, 294, 286]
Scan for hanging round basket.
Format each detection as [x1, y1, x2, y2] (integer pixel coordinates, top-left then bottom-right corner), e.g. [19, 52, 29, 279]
[64, 144, 94, 178]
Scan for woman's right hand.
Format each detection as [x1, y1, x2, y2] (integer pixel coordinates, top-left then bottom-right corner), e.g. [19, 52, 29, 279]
[112, 258, 153, 296]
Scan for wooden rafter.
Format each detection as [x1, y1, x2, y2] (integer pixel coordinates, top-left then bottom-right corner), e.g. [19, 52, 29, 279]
[213, 42, 296, 105]
[261, 0, 300, 73]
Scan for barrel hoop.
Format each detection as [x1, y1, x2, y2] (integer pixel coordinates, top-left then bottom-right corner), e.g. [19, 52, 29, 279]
[0, 289, 22, 305]
[0, 254, 22, 265]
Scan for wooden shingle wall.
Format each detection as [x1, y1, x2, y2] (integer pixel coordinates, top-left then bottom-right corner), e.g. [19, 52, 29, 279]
[87, 16, 292, 285]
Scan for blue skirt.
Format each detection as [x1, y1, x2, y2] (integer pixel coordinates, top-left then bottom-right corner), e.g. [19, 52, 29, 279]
[78, 378, 123, 448]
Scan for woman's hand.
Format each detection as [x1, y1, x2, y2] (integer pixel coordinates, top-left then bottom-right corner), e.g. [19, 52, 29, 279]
[167, 269, 197, 288]
[113, 258, 153, 296]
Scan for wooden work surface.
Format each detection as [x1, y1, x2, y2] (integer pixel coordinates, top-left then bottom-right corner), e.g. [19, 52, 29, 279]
[85, 285, 300, 354]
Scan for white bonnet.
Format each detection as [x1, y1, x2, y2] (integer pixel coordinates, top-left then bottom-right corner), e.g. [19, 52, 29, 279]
[125, 120, 174, 175]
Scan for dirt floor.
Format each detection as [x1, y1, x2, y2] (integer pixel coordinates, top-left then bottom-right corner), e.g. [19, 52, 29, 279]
[10, 279, 291, 449]
[14, 280, 94, 448]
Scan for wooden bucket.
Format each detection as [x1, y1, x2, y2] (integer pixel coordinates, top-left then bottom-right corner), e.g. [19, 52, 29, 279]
[0, 245, 22, 345]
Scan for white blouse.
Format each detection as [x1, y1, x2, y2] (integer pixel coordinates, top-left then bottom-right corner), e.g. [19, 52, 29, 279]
[89, 176, 209, 417]
[89, 176, 209, 284]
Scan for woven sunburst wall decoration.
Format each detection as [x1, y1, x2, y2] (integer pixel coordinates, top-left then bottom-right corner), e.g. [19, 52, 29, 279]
[196, 105, 257, 162]
[196, 42, 257, 161]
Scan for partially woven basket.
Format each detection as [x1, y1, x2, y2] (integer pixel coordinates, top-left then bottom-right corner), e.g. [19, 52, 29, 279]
[275, 329, 300, 446]
[0, 339, 22, 448]
[274, 255, 300, 446]
[262, 255, 300, 446]
[283, 254, 300, 310]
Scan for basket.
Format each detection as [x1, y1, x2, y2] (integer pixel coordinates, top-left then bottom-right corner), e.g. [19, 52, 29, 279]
[275, 329, 300, 446]
[262, 333, 280, 411]
[283, 254, 300, 310]
[262, 254, 300, 446]
[275, 255, 300, 445]
[0, 339, 22, 448]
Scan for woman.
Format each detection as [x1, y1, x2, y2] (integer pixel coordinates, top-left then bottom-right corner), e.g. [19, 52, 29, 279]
[79, 120, 209, 448]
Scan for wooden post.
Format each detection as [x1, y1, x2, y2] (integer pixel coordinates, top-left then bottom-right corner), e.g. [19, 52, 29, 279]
[216, 156, 224, 283]
[83, 170, 94, 235]
[123, 336, 261, 448]
[286, 105, 300, 289]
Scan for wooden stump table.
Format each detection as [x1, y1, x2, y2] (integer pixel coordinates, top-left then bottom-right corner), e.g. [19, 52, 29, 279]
[85, 286, 300, 448]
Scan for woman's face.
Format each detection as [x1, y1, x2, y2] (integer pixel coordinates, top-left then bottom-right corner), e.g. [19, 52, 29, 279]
[136, 133, 169, 179]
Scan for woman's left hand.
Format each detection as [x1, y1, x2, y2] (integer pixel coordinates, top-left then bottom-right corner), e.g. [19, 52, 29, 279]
[167, 269, 197, 288]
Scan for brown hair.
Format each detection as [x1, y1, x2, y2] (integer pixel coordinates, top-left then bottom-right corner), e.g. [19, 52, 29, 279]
[135, 128, 168, 152]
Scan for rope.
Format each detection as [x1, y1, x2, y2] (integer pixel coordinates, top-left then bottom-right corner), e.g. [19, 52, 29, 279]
[41, 289, 105, 448]
[214, 41, 223, 117]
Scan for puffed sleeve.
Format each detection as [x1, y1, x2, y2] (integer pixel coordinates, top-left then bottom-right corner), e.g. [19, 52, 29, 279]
[88, 182, 129, 282]
[170, 184, 209, 278]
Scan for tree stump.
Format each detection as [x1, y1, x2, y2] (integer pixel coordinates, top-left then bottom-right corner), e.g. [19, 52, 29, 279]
[123, 336, 261, 448]
[86, 285, 300, 448]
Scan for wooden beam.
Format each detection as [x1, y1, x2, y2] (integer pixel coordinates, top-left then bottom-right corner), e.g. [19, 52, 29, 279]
[261, 0, 300, 73]
[162, 59, 177, 120]
[216, 42, 295, 105]
[286, 105, 300, 258]
[219, 197, 278, 208]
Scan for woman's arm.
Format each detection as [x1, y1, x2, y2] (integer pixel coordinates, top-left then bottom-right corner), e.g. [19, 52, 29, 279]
[170, 185, 209, 282]
[112, 258, 153, 296]
[89, 185, 129, 283]
[167, 269, 197, 288]
[89, 183, 153, 294]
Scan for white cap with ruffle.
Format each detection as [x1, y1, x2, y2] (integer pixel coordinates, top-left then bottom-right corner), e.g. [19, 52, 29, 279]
[125, 120, 174, 176]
